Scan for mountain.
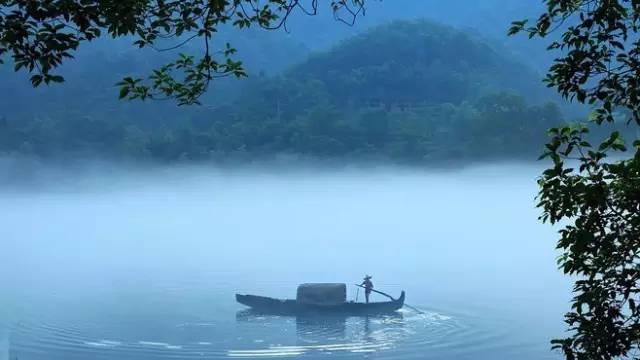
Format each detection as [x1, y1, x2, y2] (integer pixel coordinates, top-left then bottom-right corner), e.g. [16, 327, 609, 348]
[1, 20, 567, 163]
[181, 21, 564, 162]
[283, 0, 552, 72]
[222, 20, 555, 125]
[290, 20, 549, 106]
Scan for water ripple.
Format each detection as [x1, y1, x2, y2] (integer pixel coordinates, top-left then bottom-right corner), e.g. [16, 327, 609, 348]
[8, 302, 532, 359]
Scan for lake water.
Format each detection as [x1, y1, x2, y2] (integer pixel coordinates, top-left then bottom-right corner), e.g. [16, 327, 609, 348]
[0, 163, 570, 359]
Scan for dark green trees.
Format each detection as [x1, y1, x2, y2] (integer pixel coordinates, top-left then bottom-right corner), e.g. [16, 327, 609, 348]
[511, 1, 640, 358]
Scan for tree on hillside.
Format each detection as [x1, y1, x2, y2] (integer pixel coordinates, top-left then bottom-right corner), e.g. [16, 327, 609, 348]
[0, 0, 365, 105]
[510, 1, 640, 359]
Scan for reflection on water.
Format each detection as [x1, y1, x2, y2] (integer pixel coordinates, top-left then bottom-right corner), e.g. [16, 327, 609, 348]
[0, 325, 8, 360]
[8, 296, 466, 360]
[231, 311, 406, 357]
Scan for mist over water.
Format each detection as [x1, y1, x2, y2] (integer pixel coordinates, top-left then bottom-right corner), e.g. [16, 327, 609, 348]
[1, 161, 569, 359]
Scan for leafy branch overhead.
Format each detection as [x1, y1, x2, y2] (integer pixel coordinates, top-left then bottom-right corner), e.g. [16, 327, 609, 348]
[512, 1, 640, 359]
[0, 0, 367, 105]
[510, 1, 640, 126]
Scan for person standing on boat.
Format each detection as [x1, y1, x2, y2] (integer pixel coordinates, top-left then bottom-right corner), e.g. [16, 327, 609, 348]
[361, 275, 374, 303]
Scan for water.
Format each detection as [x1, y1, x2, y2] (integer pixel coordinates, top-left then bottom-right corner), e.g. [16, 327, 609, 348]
[0, 163, 570, 359]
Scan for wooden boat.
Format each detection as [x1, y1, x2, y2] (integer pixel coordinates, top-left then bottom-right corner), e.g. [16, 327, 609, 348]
[235, 290, 405, 315]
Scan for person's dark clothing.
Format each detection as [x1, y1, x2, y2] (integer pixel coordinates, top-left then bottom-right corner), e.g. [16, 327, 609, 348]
[361, 279, 373, 303]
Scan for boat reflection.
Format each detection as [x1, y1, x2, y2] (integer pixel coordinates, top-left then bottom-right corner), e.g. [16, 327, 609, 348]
[294, 314, 347, 341]
[235, 310, 405, 355]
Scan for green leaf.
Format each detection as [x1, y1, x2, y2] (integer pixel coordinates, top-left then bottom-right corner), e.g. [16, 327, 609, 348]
[30, 75, 43, 87]
[49, 75, 65, 83]
[119, 86, 130, 99]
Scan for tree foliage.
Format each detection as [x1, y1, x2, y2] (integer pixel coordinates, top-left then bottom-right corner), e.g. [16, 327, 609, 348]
[0, 91, 565, 162]
[511, 1, 640, 359]
[286, 20, 549, 107]
[0, 0, 365, 105]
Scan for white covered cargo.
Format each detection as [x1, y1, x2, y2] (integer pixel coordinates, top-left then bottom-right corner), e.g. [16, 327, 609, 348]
[296, 283, 347, 305]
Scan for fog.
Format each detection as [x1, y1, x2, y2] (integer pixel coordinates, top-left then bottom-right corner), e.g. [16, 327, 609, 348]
[2, 161, 568, 313]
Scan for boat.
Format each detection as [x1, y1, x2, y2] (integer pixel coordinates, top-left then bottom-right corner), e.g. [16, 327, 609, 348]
[235, 283, 405, 315]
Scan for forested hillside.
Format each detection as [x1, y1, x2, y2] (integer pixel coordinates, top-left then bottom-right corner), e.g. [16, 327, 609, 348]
[0, 21, 568, 164]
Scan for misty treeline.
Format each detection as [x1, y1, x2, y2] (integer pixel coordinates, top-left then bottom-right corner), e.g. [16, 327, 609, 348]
[0, 92, 563, 163]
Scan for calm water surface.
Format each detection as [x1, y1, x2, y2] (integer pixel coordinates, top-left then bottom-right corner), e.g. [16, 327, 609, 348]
[1, 164, 570, 359]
